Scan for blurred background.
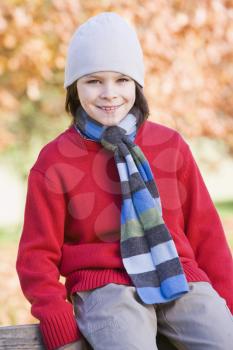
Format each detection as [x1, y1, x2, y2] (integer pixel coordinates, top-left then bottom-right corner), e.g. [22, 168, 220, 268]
[0, 0, 232, 326]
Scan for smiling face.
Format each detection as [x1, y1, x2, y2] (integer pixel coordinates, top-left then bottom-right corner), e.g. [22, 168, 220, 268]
[76, 71, 136, 126]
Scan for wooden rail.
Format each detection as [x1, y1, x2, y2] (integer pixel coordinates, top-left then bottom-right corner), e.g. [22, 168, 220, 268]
[0, 324, 177, 349]
[0, 324, 44, 349]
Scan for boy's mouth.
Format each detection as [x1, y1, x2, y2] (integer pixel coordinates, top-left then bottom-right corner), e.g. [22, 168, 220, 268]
[97, 104, 123, 112]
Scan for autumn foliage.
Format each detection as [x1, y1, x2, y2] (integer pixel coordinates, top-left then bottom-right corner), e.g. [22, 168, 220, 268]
[1, 0, 233, 155]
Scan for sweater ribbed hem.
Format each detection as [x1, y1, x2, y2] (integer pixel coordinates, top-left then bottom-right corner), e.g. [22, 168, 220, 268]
[65, 262, 210, 297]
[66, 269, 132, 295]
[40, 308, 81, 350]
[183, 262, 210, 283]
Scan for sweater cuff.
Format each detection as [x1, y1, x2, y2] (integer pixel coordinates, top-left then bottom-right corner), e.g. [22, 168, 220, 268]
[40, 309, 81, 350]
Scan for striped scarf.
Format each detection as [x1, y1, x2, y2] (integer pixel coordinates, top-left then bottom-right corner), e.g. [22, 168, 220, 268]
[75, 107, 189, 304]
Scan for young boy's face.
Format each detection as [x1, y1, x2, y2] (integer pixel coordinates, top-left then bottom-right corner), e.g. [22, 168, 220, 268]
[76, 71, 136, 126]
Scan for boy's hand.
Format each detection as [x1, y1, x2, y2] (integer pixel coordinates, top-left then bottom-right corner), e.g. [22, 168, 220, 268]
[57, 338, 90, 350]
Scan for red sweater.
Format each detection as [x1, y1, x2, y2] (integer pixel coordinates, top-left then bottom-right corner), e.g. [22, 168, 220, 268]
[16, 120, 233, 350]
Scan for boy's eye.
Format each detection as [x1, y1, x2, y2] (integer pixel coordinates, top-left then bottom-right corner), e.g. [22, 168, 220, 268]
[87, 80, 100, 84]
[118, 78, 130, 83]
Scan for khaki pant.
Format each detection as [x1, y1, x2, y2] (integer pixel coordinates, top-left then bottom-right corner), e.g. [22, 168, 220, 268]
[72, 282, 233, 350]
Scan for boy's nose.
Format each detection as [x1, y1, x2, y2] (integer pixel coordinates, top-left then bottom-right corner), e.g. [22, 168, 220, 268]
[100, 84, 118, 100]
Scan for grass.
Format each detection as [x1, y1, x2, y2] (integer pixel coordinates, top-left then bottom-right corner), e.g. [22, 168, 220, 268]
[215, 200, 233, 218]
[215, 200, 233, 250]
[227, 235, 233, 249]
[0, 224, 22, 245]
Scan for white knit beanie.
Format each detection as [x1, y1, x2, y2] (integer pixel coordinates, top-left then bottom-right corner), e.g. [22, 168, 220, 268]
[64, 12, 144, 88]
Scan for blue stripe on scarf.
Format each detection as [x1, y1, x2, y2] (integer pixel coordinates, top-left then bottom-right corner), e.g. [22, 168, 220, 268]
[139, 160, 154, 181]
[121, 199, 138, 224]
[123, 253, 155, 274]
[117, 162, 129, 182]
[132, 188, 155, 213]
[137, 274, 189, 304]
[125, 154, 138, 175]
[161, 274, 189, 298]
[85, 121, 104, 140]
[151, 240, 178, 265]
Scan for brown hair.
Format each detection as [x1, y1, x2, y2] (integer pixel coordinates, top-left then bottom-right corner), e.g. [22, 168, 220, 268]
[65, 80, 150, 127]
